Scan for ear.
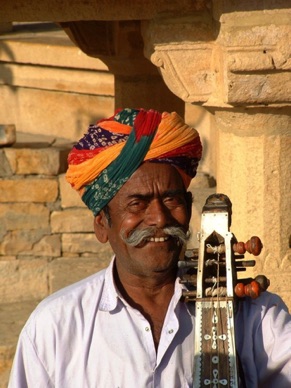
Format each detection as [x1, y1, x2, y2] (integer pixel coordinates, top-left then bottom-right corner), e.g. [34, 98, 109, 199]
[94, 212, 109, 243]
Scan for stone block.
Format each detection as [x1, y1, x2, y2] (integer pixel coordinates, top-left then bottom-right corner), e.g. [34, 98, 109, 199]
[4, 147, 70, 176]
[0, 125, 16, 147]
[32, 234, 61, 258]
[51, 208, 94, 233]
[266, 272, 291, 310]
[0, 230, 51, 256]
[0, 203, 50, 232]
[226, 72, 291, 105]
[0, 150, 13, 177]
[62, 232, 113, 256]
[49, 256, 111, 293]
[0, 260, 49, 303]
[0, 178, 58, 202]
[59, 173, 86, 208]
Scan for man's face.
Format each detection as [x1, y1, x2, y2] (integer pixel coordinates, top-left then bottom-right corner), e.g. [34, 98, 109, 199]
[95, 162, 192, 279]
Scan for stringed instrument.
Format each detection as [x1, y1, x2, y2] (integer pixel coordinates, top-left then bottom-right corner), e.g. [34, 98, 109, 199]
[179, 193, 270, 387]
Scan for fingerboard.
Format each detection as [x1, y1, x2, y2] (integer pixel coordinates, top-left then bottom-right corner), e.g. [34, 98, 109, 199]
[194, 300, 238, 387]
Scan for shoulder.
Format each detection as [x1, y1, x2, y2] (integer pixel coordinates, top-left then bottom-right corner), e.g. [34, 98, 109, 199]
[237, 291, 291, 324]
[24, 267, 108, 337]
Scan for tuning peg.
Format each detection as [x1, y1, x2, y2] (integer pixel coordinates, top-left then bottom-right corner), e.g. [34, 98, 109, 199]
[234, 274, 270, 299]
[233, 236, 263, 256]
[254, 275, 270, 291]
[234, 280, 261, 299]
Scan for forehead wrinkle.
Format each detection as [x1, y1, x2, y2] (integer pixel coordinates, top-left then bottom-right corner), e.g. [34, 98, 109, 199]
[126, 188, 186, 201]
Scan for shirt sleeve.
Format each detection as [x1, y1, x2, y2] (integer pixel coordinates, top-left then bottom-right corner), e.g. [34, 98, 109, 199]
[256, 293, 291, 387]
[236, 292, 291, 388]
[8, 328, 53, 388]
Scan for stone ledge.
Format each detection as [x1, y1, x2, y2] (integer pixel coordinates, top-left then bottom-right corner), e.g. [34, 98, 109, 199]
[0, 63, 114, 97]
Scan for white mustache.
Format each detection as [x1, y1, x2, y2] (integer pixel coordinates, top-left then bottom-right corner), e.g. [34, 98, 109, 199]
[121, 226, 190, 247]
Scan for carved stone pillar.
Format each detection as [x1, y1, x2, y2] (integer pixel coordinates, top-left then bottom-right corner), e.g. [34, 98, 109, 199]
[142, 2, 291, 301]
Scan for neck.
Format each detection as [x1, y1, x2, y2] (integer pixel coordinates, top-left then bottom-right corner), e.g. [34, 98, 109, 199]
[114, 260, 177, 302]
[113, 261, 177, 350]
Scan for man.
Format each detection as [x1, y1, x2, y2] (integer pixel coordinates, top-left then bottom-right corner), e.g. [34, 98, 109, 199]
[8, 108, 291, 387]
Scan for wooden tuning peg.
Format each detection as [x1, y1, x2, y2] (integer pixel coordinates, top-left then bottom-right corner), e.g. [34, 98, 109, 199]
[233, 236, 263, 256]
[234, 281, 261, 299]
[234, 275, 270, 299]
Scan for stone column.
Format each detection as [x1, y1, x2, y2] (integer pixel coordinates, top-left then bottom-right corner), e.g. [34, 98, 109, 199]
[142, 2, 291, 303]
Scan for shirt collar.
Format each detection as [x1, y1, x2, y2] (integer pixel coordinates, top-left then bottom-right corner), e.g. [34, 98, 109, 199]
[99, 257, 194, 315]
[99, 257, 120, 312]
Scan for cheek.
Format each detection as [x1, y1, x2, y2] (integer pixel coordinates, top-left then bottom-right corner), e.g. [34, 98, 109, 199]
[110, 215, 142, 242]
[119, 215, 143, 236]
[172, 208, 190, 227]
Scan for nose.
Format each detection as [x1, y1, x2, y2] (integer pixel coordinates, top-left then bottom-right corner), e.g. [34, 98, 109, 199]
[144, 199, 170, 228]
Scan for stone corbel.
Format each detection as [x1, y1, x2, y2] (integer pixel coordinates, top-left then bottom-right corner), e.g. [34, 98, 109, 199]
[141, 14, 217, 104]
[141, 11, 291, 107]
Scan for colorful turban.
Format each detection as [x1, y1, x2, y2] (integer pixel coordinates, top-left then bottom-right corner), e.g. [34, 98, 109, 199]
[66, 108, 202, 215]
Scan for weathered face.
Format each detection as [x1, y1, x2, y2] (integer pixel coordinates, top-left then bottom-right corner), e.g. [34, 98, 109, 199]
[94, 162, 192, 279]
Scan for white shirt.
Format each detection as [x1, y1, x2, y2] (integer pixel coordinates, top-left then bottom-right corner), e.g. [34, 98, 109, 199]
[8, 259, 291, 388]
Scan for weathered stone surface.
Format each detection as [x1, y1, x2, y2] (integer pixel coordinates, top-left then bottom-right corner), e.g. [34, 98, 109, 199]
[0, 22, 12, 33]
[0, 230, 51, 256]
[4, 147, 70, 175]
[213, 109, 291, 296]
[143, 9, 291, 105]
[0, 260, 49, 303]
[59, 173, 86, 208]
[0, 178, 58, 202]
[0, 203, 50, 232]
[0, 125, 16, 147]
[0, 1, 207, 22]
[49, 256, 111, 293]
[51, 209, 94, 233]
[0, 150, 13, 177]
[0, 86, 114, 141]
[0, 62, 114, 96]
[0, 256, 15, 261]
[32, 234, 61, 257]
[62, 232, 113, 256]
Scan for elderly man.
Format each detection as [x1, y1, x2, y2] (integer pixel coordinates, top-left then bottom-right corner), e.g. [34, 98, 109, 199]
[8, 108, 291, 387]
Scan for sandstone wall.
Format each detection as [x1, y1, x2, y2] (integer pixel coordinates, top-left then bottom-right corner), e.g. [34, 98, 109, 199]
[0, 132, 114, 303]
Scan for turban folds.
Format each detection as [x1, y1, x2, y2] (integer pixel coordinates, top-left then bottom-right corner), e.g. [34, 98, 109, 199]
[66, 108, 202, 215]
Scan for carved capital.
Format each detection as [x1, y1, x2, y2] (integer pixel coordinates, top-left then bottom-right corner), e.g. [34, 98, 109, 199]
[142, 9, 291, 107]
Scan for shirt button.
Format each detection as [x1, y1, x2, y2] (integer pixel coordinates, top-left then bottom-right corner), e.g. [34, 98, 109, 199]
[145, 327, 150, 332]
[168, 329, 174, 334]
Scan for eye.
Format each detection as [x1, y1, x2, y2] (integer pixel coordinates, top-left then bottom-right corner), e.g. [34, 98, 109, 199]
[127, 199, 148, 213]
[163, 195, 185, 208]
